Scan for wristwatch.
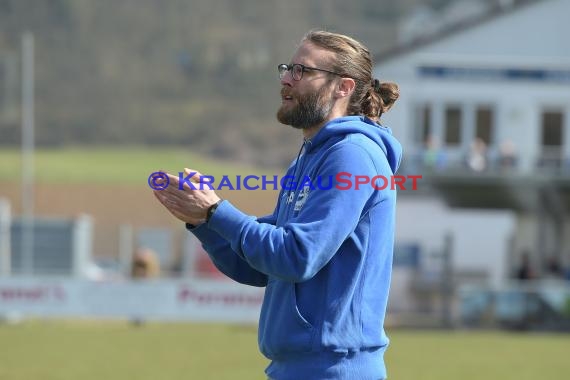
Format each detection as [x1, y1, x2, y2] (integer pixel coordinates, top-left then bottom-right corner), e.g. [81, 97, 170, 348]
[206, 200, 223, 223]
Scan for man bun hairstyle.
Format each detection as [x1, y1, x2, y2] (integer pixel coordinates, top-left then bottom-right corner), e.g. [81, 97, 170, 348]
[303, 30, 399, 121]
[367, 79, 400, 118]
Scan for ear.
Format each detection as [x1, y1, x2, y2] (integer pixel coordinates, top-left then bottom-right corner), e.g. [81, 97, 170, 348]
[334, 77, 356, 99]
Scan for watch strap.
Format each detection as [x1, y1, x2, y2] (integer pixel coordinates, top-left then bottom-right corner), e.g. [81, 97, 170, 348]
[205, 200, 222, 223]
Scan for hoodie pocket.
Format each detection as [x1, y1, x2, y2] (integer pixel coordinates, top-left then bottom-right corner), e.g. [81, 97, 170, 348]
[259, 281, 315, 359]
[291, 283, 313, 329]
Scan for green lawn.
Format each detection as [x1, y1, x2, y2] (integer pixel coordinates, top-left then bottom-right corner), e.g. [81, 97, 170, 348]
[0, 147, 274, 184]
[0, 321, 568, 380]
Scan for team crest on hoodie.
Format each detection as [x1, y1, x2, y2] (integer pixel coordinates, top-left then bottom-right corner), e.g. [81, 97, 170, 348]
[294, 185, 311, 211]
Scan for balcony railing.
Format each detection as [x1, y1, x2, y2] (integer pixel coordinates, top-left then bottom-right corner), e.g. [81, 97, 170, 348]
[399, 147, 570, 178]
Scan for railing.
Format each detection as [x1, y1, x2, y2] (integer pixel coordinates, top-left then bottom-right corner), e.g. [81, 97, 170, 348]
[399, 147, 570, 178]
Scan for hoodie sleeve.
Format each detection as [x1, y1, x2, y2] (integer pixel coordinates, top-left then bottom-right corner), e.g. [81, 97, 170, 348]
[188, 212, 275, 287]
[208, 141, 390, 282]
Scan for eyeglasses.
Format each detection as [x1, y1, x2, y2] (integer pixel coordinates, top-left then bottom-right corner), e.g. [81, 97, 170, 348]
[278, 63, 343, 81]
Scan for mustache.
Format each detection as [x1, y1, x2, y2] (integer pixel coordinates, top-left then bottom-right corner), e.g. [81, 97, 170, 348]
[281, 88, 295, 97]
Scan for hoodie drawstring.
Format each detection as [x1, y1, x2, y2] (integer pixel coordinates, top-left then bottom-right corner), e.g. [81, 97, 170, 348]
[286, 139, 310, 204]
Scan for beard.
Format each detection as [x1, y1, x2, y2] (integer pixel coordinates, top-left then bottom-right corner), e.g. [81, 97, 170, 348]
[276, 83, 334, 129]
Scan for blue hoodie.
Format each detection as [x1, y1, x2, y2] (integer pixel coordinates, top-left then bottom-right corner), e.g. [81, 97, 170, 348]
[190, 116, 402, 380]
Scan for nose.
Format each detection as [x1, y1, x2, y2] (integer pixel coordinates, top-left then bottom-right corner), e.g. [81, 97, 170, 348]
[280, 70, 293, 86]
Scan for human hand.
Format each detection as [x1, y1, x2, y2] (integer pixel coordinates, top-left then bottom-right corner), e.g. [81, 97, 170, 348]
[153, 168, 221, 225]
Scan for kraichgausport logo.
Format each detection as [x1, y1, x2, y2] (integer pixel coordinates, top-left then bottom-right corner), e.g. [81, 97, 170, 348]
[147, 171, 422, 191]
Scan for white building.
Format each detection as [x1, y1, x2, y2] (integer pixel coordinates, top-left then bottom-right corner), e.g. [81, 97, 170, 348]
[376, 0, 570, 287]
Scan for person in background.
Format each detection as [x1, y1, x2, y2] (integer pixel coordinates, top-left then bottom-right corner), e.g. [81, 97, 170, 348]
[131, 247, 160, 279]
[545, 256, 563, 280]
[466, 137, 488, 172]
[516, 252, 536, 281]
[498, 139, 517, 170]
[422, 134, 447, 170]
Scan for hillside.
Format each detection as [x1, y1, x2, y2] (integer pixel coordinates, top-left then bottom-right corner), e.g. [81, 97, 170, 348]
[0, 0, 479, 166]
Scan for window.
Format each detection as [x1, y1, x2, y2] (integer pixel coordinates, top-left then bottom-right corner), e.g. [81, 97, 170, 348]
[541, 111, 563, 147]
[414, 104, 431, 145]
[476, 107, 494, 145]
[444, 106, 462, 145]
[539, 110, 564, 168]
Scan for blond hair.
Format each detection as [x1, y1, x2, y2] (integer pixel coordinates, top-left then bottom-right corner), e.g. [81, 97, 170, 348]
[303, 30, 399, 121]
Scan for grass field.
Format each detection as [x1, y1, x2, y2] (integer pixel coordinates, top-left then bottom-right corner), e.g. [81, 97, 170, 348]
[1, 149, 568, 379]
[0, 321, 569, 380]
[0, 147, 275, 184]
[0, 147, 280, 225]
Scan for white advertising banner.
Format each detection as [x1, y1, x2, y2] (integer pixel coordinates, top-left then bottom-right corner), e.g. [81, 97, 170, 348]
[0, 278, 264, 323]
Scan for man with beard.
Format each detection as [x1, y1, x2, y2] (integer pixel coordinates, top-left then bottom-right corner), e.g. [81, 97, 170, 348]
[153, 30, 402, 380]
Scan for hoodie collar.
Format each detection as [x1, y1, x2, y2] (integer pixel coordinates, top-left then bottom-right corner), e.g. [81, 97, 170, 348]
[302, 116, 402, 174]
